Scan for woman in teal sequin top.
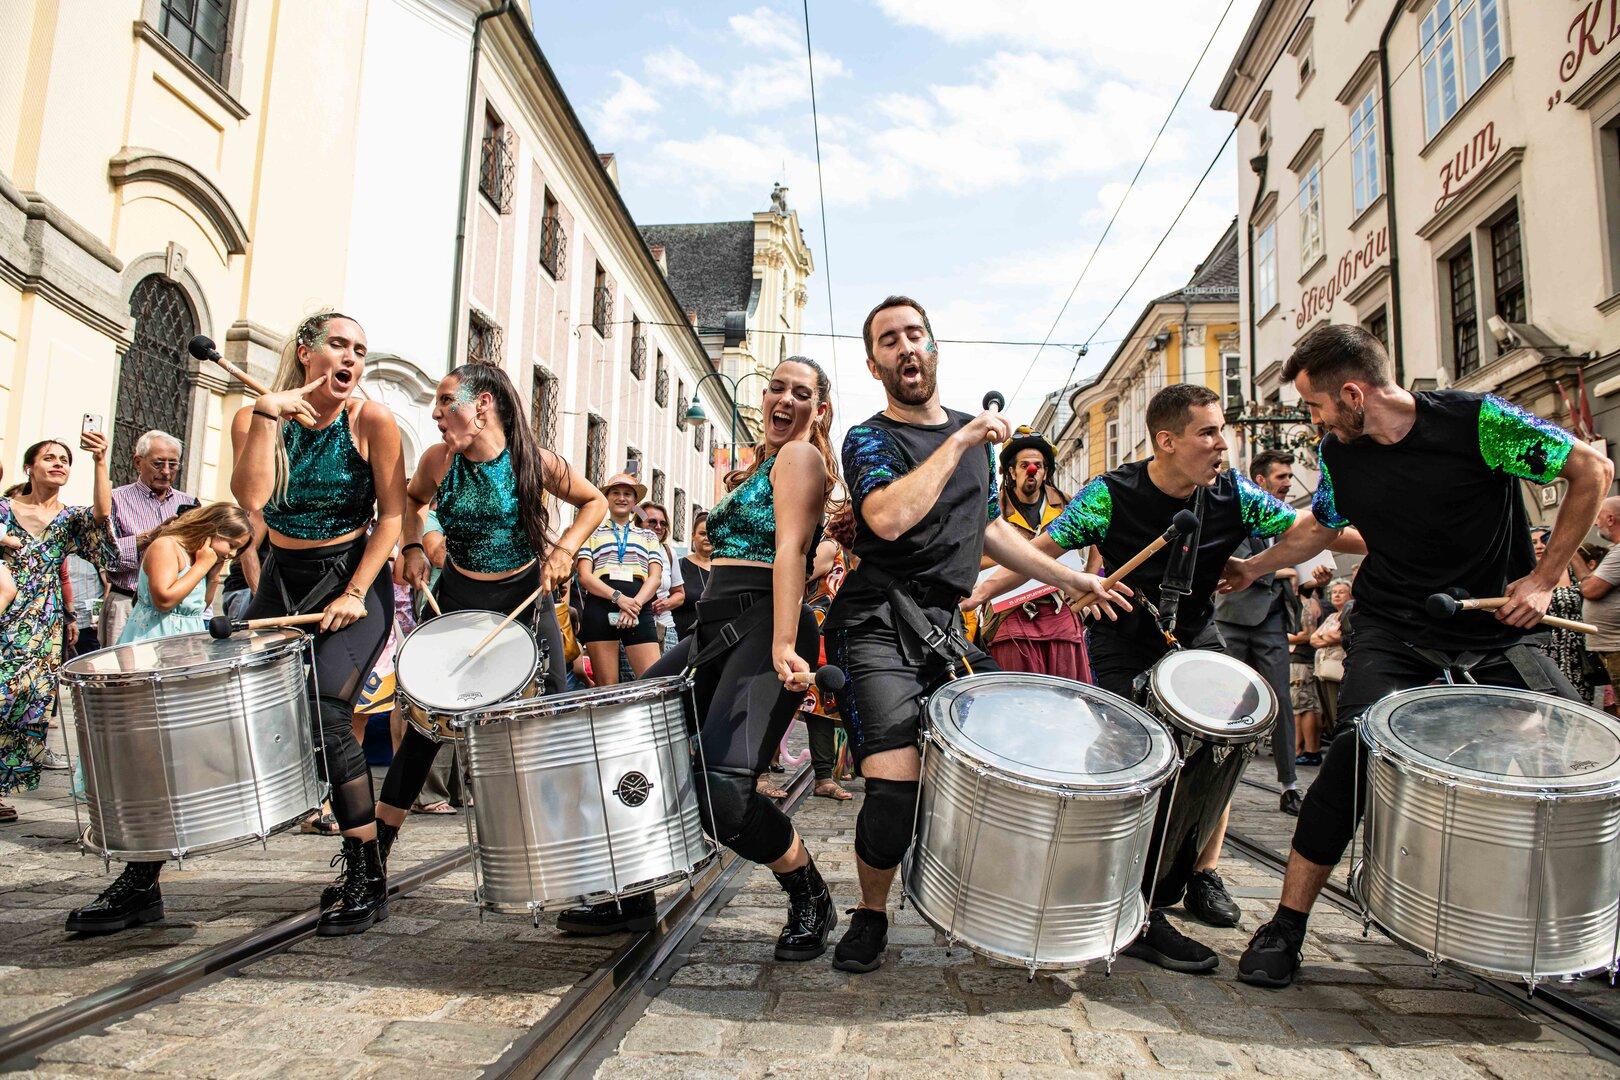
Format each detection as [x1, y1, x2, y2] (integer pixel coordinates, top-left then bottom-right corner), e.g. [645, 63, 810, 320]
[643, 357, 845, 960]
[383, 363, 606, 879]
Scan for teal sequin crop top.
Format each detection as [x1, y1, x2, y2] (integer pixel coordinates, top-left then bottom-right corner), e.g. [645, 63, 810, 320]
[436, 448, 536, 574]
[261, 408, 377, 540]
[707, 456, 822, 568]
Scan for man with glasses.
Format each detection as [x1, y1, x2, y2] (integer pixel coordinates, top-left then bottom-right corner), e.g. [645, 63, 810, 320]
[99, 430, 199, 647]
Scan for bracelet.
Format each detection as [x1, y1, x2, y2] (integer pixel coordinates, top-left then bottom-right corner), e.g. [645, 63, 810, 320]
[401, 542, 425, 556]
[342, 585, 365, 602]
[252, 408, 278, 422]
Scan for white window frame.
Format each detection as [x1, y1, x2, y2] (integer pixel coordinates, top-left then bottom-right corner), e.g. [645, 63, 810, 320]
[1255, 218, 1278, 316]
[1104, 419, 1120, 470]
[1350, 87, 1381, 215]
[1420, 0, 1505, 141]
[1298, 162, 1324, 267]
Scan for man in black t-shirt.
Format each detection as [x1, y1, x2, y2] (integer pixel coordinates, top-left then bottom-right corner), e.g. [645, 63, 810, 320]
[824, 295, 1122, 975]
[1224, 323, 1610, 990]
[969, 383, 1323, 974]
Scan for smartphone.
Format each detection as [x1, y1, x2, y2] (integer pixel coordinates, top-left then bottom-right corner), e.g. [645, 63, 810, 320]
[81, 413, 104, 436]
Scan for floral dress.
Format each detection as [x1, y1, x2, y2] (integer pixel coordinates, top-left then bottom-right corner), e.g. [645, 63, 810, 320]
[1544, 582, 1591, 703]
[0, 499, 115, 795]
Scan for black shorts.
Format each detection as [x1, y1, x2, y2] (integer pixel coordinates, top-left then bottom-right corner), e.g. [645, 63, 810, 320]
[580, 584, 658, 646]
[827, 616, 995, 764]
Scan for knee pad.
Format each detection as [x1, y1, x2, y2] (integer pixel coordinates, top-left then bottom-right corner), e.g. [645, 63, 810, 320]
[699, 769, 793, 865]
[854, 778, 920, 871]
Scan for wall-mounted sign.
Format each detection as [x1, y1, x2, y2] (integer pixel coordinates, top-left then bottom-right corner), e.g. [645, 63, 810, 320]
[1561, 2, 1619, 86]
[1293, 226, 1389, 329]
[1434, 121, 1502, 212]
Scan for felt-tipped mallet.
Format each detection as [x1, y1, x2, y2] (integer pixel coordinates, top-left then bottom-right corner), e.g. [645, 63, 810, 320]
[1425, 592, 1598, 635]
[188, 335, 317, 429]
[208, 610, 366, 639]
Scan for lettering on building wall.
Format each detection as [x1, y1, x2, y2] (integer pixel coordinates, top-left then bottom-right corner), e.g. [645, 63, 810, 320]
[1561, 1, 1620, 86]
[1293, 226, 1389, 329]
[1434, 121, 1502, 212]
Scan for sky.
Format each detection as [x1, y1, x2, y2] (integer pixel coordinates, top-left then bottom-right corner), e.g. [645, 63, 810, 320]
[536, 0, 1263, 439]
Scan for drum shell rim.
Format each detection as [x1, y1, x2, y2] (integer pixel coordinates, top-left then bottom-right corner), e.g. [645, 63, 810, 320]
[920, 720, 1180, 800]
[1359, 687, 1620, 800]
[1145, 650, 1278, 746]
[79, 807, 315, 862]
[457, 674, 694, 728]
[60, 630, 309, 686]
[395, 609, 542, 712]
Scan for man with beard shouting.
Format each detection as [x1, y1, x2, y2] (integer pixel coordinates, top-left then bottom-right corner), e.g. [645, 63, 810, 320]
[1224, 323, 1606, 989]
[823, 295, 1125, 974]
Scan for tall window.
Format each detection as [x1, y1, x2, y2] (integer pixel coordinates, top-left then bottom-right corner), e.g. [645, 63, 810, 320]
[673, 488, 688, 542]
[1104, 418, 1120, 469]
[626, 446, 642, 479]
[654, 350, 669, 406]
[467, 309, 501, 365]
[1350, 88, 1381, 215]
[652, 469, 666, 507]
[532, 367, 559, 449]
[159, 0, 231, 82]
[1421, 0, 1504, 140]
[1448, 243, 1480, 376]
[1490, 206, 1526, 324]
[539, 188, 566, 279]
[1255, 220, 1278, 315]
[116, 276, 197, 485]
[585, 414, 607, 486]
[1298, 162, 1324, 266]
[630, 316, 646, 379]
[1364, 307, 1390, 352]
[479, 107, 514, 214]
[1223, 353, 1244, 410]
[675, 380, 688, 431]
[592, 263, 612, 337]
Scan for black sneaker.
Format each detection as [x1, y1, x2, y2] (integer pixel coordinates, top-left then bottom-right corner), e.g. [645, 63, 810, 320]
[831, 907, 888, 973]
[66, 861, 164, 935]
[1123, 909, 1218, 973]
[1279, 789, 1302, 816]
[1295, 751, 1323, 767]
[1238, 915, 1306, 988]
[556, 891, 657, 935]
[1183, 869, 1240, 928]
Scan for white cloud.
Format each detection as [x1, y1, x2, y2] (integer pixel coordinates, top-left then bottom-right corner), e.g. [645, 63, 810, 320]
[725, 53, 848, 115]
[592, 72, 661, 142]
[729, 5, 801, 53]
[644, 46, 722, 93]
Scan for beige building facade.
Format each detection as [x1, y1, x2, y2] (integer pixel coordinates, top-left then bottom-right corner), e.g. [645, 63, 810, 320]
[1215, 0, 1620, 515]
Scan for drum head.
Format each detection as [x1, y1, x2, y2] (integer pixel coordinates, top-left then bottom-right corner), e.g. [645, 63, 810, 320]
[396, 610, 539, 712]
[1363, 686, 1620, 795]
[62, 628, 305, 678]
[926, 673, 1175, 791]
[1148, 650, 1276, 743]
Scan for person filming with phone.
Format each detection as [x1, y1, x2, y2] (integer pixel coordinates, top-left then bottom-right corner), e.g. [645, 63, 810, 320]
[97, 428, 199, 645]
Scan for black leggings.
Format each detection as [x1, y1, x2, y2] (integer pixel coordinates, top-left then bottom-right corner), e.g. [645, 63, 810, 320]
[378, 560, 565, 813]
[246, 538, 392, 832]
[646, 565, 818, 865]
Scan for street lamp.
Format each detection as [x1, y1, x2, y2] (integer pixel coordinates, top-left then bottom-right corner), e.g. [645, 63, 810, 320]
[684, 369, 768, 473]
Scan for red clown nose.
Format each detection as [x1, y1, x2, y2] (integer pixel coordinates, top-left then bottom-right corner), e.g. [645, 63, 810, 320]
[1023, 462, 1040, 477]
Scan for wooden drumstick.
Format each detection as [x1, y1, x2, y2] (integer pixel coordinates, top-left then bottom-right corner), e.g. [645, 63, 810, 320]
[466, 586, 543, 659]
[1429, 593, 1599, 635]
[208, 610, 366, 639]
[419, 588, 442, 616]
[1066, 508, 1201, 611]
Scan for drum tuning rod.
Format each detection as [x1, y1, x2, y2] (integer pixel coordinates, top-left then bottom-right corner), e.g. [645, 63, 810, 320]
[187, 336, 317, 429]
[1067, 509, 1201, 613]
[207, 610, 365, 639]
[1424, 592, 1598, 635]
[465, 585, 545, 660]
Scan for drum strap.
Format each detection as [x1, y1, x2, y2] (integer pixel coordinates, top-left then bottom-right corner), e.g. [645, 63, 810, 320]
[883, 580, 975, 674]
[685, 593, 776, 674]
[1156, 485, 1206, 645]
[1401, 640, 1555, 693]
[266, 544, 360, 617]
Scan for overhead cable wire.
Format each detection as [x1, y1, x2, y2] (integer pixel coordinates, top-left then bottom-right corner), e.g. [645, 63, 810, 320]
[802, 0, 842, 411]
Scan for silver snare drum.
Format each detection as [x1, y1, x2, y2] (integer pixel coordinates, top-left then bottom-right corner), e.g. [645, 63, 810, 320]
[459, 675, 715, 915]
[62, 630, 321, 861]
[1354, 685, 1620, 985]
[904, 673, 1179, 971]
[1144, 649, 1278, 752]
[396, 609, 542, 742]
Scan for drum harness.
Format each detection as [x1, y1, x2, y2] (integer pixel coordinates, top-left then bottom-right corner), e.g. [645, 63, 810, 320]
[1139, 486, 1206, 651]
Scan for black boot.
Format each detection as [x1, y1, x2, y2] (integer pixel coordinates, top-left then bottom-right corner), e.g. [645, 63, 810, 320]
[316, 837, 387, 936]
[323, 821, 400, 909]
[773, 856, 836, 961]
[556, 891, 657, 935]
[66, 861, 164, 935]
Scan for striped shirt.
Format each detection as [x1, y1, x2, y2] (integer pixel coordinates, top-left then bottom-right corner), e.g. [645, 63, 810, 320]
[579, 521, 663, 583]
[107, 482, 199, 593]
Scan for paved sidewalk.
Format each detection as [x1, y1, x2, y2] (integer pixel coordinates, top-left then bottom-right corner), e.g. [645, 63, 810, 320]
[595, 758, 1620, 1079]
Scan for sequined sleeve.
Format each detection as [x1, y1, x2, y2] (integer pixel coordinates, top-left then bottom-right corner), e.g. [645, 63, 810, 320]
[1311, 454, 1350, 530]
[985, 445, 999, 523]
[843, 424, 907, 511]
[1478, 395, 1574, 484]
[1236, 474, 1297, 539]
[1044, 477, 1110, 551]
[64, 505, 117, 573]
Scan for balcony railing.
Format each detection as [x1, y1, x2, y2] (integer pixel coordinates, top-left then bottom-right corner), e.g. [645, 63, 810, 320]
[655, 365, 669, 407]
[478, 130, 516, 214]
[592, 286, 613, 337]
[539, 213, 566, 278]
[630, 335, 647, 379]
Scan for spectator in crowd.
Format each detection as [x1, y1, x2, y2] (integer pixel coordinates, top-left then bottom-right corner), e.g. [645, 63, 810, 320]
[1532, 526, 1594, 704]
[1310, 577, 1353, 733]
[100, 430, 198, 645]
[641, 501, 686, 652]
[577, 474, 663, 684]
[1214, 449, 1300, 815]
[1288, 577, 1324, 765]
[1581, 497, 1620, 690]
[673, 512, 712, 641]
[65, 554, 104, 657]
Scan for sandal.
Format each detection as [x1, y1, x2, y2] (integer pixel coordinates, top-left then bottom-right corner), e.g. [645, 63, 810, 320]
[298, 807, 340, 835]
[755, 776, 790, 800]
[0, 801, 16, 824]
[813, 779, 852, 801]
[411, 801, 456, 815]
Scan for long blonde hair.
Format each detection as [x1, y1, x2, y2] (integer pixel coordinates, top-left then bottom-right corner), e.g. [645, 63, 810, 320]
[267, 310, 358, 507]
[728, 357, 845, 513]
[151, 503, 253, 557]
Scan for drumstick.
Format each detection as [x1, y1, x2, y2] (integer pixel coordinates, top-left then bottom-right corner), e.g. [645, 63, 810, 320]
[207, 610, 366, 639]
[1426, 593, 1599, 635]
[466, 585, 543, 659]
[1067, 508, 1201, 611]
[419, 588, 442, 616]
[188, 335, 316, 429]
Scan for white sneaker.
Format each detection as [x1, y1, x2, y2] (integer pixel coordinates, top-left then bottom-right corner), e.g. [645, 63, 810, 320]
[41, 750, 70, 770]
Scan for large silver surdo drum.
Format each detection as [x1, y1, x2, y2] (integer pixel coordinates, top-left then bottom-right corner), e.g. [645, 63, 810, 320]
[396, 609, 542, 742]
[1353, 686, 1620, 984]
[61, 630, 321, 861]
[459, 675, 715, 915]
[904, 673, 1179, 970]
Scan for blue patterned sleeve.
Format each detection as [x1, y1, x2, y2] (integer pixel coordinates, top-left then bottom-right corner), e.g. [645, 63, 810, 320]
[985, 446, 999, 523]
[1478, 395, 1575, 484]
[1236, 474, 1297, 539]
[1044, 478, 1111, 550]
[1311, 455, 1350, 529]
[842, 424, 908, 513]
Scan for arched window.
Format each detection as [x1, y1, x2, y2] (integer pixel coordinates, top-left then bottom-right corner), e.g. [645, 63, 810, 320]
[115, 275, 196, 485]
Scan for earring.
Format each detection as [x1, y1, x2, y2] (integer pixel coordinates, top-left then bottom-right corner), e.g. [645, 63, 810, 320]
[474, 411, 487, 433]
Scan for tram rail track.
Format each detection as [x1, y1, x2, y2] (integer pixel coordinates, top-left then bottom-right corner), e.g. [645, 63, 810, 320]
[0, 763, 815, 1077]
[1231, 774, 1620, 1064]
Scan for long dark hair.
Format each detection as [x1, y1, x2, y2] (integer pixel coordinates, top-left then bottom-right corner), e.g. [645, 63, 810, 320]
[730, 356, 844, 512]
[19, 439, 73, 497]
[447, 363, 557, 558]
